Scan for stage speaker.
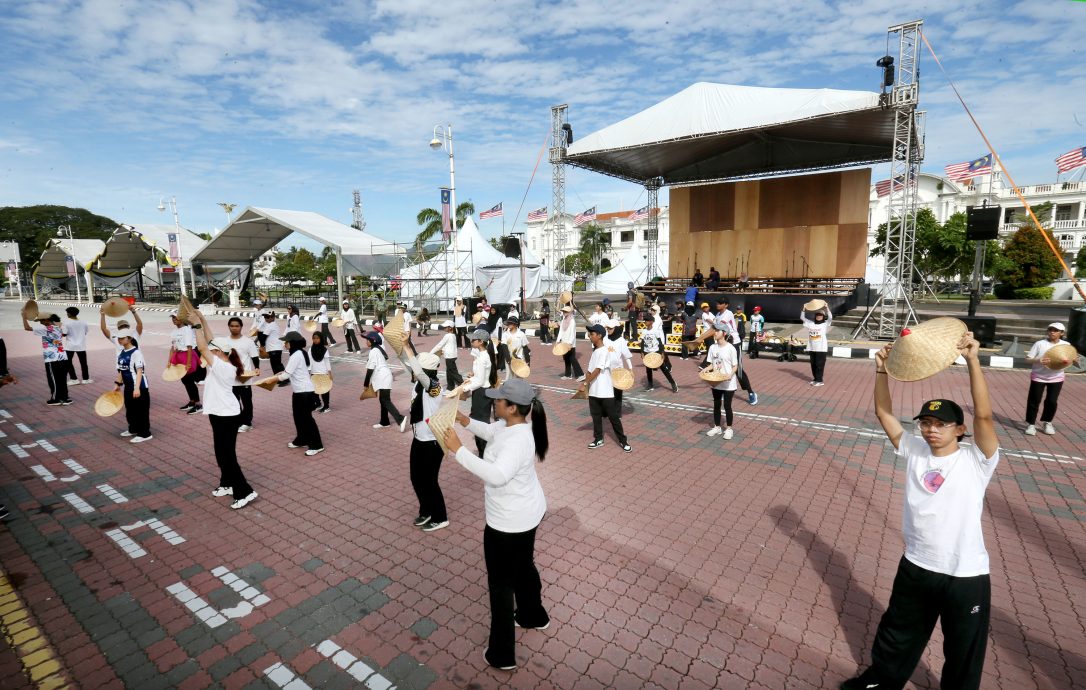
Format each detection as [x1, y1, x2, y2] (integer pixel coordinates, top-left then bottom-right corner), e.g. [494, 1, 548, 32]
[502, 236, 521, 259]
[966, 206, 1001, 241]
[960, 315, 997, 346]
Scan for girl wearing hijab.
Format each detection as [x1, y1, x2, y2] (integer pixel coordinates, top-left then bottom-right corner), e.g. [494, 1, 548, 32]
[462, 328, 498, 455]
[363, 332, 406, 431]
[443, 378, 550, 671]
[190, 310, 257, 508]
[340, 300, 361, 353]
[168, 312, 202, 414]
[277, 332, 324, 455]
[113, 326, 152, 442]
[403, 345, 448, 532]
[556, 305, 583, 380]
[310, 331, 332, 413]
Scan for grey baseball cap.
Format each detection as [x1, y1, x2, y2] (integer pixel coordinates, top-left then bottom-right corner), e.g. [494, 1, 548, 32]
[485, 378, 538, 405]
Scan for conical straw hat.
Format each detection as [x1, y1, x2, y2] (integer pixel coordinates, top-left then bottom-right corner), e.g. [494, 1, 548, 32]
[359, 384, 378, 400]
[1043, 343, 1078, 371]
[303, 320, 318, 333]
[698, 367, 732, 383]
[384, 313, 406, 355]
[161, 363, 187, 382]
[94, 390, 124, 417]
[102, 297, 129, 318]
[803, 298, 828, 312]
[472, 312, 484, 325]
[311, 373, 333, 394]
[509, 358, 530, 378]
[611, 367, 634, 390]
[571, 387, 588, 400]
[552, 342, 571, 356]
[258, 346, 269, 359]
[177, 295, 196, 324]
[238, 370, 260, 380]
[332, 318, 345, 328]
[643, 352, 664, 369]
[885, 317, 968, 382]
[560, 290, 573, 305]
[255, 376, 280, 391]
[22, 299, 39, 320]
[428, 398, 460, 454]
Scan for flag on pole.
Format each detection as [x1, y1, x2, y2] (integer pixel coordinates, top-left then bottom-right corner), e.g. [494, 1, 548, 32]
[944, 154, 993, 180]
[1056, 146, 1086, 174]
[65, 255, 77, 277]
[628, 206, 650, 221]
[167, 233, 180, 262]
[6, 261, 16, 279]
[527, 206, 547, 221]
[574, 206, 596, 226]
[440, 188, 452, 241]
[479, 202, 503, 219]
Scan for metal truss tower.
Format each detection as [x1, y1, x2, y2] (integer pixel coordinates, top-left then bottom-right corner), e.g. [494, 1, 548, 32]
[351, 189, 366, 232]
[855, 20, 925, 340]
[549, 104, 568, 275]
[645, 177, 662, 279]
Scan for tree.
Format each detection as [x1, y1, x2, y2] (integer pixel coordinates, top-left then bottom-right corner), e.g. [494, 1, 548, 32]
[270, 246, 317, 285]
[869, 208, 999, 290]
[991, 225, 1063, 289]
[195, 232, 212, 241]
[577, 223, 610, 275]
[414, 201, 476, 248]
[558, 251, 593, 276]
[0, 205, 119, 264]
[1076, 245, 1086, 279]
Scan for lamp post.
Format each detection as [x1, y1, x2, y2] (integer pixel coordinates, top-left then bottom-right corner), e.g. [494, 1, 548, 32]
[430, 124, 459, 298]
[57, 225, 82, 302]
[157, 196, 188, 298]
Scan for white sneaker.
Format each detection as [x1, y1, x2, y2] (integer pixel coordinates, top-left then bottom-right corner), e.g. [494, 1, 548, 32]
[399, 416, 409, 433]
[212, 486, 233, 497]
[1024, 424, 1037, 436]
[1042, 422, 1056, 435]
[83, 378, 93, 384]
[130, 435, 153, 443]
[120, 431, 134, 438]
[373, 423, 390, 429]
[69, 380, 81, 386]
[238, 424, 252, 433]
[723, 428, 734, 440]
[231, 491, 258, 510]
[287, 442, 302, 448]
[706, 426, 722, 437]
[305, 448, 324, 456]
[576, 375, 586, 382]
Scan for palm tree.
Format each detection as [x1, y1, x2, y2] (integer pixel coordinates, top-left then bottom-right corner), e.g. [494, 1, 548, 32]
[415, 201, 476, 248]
[578, 223, 611, 275]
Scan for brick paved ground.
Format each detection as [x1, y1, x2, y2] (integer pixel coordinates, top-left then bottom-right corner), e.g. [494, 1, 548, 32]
[1, 311, 1084, 689]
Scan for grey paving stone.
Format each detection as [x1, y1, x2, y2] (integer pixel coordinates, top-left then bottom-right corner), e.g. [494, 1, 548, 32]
[410, 617, 438, 640]
[209, 654, 243, 681]
[178, 563, 204, 580]
[165, 659, 200, 686]
[302, 557, 324, 572]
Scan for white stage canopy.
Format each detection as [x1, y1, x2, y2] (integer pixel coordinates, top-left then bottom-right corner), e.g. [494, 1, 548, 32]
[33, 238, 104, 297]
[565, 82, 895, 185]
[593, 242, 649, 295]
[92, 225, 205, 277]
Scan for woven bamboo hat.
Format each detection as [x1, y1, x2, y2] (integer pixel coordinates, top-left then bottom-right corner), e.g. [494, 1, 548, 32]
[161, 363, 187, 382]
[332, 318, 345, 328]
[428, 398, 460, 454]
[255, 375, 280, 391]
[102, 297, 130, 318]
[471, 312, 484, 325]
[1043, 343, 1079, 370]
[699, 367, 732, 383]
[571, 387, 588, 400]
[177, 295, 196, 324]
[94, 390, 124, 417]
[359, 384, 378, 400]
[238, 370, 260, 380]
[552, 342, 571, 356]
[803, 298, 828, 312]
[611, 367, 634, 390]
[384, 313, 406, 355]
[303, 320, 318, 333]
[509, 358, 531, 378]
[311, 373, 333, 394]
[643, 352, 664, 369]
[885, 317, 968, 382]
[560, 290, 573, 305]
[22, 299, 39, 320]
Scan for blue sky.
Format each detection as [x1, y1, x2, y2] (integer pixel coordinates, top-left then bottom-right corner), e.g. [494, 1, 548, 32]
[1, 0, 1084, 248]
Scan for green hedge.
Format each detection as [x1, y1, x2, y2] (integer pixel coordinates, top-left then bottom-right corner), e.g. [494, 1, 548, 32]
[1012, 286, 1054, 300]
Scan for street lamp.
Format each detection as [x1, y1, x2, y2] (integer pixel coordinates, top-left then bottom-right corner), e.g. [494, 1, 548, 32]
[157, 196, 188, 298]
[430, 124, 460, 298]
[57, 225, 82, 302]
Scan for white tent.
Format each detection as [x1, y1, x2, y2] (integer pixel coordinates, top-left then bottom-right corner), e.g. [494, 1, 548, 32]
[33, 238, 105, 298]
[400, 216, 505, 304]
[593, 242, 649, 294]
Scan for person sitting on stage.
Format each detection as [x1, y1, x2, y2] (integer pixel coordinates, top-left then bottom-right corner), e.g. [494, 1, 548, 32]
[706, 266, 721, 291]
[692, 267, 704, 288]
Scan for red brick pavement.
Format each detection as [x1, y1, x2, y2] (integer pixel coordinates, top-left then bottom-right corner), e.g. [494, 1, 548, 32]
[1, 319, 1084, 689]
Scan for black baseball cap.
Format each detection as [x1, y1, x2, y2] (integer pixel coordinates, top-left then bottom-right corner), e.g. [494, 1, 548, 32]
[586, 324, 607, 336]
[913, 399, 964, 425]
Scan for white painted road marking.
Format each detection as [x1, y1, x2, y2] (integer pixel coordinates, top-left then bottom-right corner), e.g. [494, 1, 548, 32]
[105, 529, 147, 558]
[97, 484, 129, 503]
[61, 492, 95, 514]
[166, 566, 271, 628]
[314, 640, 395, 690]
[263, 662, 313, 690]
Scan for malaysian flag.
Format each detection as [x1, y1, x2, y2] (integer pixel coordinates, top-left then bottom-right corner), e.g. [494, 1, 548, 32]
[167, 233, 180, 262]
[479, 202, 503, 219]
[574, 206, 596, 226]
[944, 154, 993, 180]
[65, 255, 77, 277]
[440, 188, 452, 240]
[628, 206, 650, 221]
[1056, 146, 1086, 174]
[527, 206, 547, 221]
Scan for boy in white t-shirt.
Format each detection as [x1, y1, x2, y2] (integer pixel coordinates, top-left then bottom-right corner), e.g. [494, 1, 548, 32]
[843, 331, 998, 690]
[578, 324, 630, 453]
[1023, 321, 1075, 436]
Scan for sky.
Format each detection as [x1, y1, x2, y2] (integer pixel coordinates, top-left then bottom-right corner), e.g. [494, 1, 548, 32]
[1, 0, 1084, 249]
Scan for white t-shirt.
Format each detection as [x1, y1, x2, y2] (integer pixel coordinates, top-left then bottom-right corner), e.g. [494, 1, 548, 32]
[431, 332, 457, 359]
[340, 308, 357, 329]
[1027, 338, 1068, 383]
[587, 345, 614, 398]
[282, 350, 315, 393]
[588, 312, 607, 326]
[170, 325, 196, 351]
[317, 303, 329, 323]
[897, 433, 1000, 577]
[464, 348, 492, 391]
[260, 321, 283, 352]
[63, 319, 88, 351]
[801, 311, 832, 352]
[285, 314, 301, 335]
[455, 420, 547, 533]
[202, 358, 242, 417]
[706, 342, 739, 391]
[454, 304, 468, 328]
[557, 314, 577, 345]
[714, 309, 740, 344]
[309, 352, 331, 375]
[607, 337, 633, 369]
[502, 329, 529, 358]
[366, 347, 393, 390]
[229, 335, 260, 364]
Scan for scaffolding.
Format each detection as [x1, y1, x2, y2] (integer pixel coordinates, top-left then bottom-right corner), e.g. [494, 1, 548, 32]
[645, 177, 663, 279]
[548, 104, 571, 286]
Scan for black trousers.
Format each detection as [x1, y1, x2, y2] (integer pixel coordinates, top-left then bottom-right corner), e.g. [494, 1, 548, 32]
[864, 556, 990, 690]
[232, 385, 254, 426]
[123, 387, 151, 438]
[1025, 380, 1063, 424]
[209, 414, 252, 497]
[712, 389, 735, 427]
[455, 326, 468, 349]
[562, 348, 583, 378]
[45, 360, 70, 402]
[378, 388, 403, 426]
[445, 358, 463, 389]
[181, 371, 200, 404]
[809, 351, 827, 383]
[0, 337, 8, 376]
[291, 392, 323, 449]
[410, 439, 447, 522]
[732, 341, 754, 393]
[66, 350, 89, 380]
[268, 351, 284, 374]
[320, 322, 336, 345]
[623, 314, 638, 339]
[343, 328, 361, 352]
[589, 396, 627, 444]
[318, 391, 330, 410]
[748, 332, 761, 358]
[470, 388, 493, 455]
[538, 320, 551, 344]
[483, 524, 548, 667]
[645, 354, 676, 388]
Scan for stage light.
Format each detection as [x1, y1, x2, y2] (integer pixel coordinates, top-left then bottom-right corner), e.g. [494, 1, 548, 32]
[561, 123, 573, 145]
[876, 55, 894, 89]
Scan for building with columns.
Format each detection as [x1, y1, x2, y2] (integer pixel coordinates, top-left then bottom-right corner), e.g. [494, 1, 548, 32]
[524, 208, 670, 272]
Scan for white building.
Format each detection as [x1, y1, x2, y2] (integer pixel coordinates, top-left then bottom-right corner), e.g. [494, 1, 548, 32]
[525, 208, 670, 272]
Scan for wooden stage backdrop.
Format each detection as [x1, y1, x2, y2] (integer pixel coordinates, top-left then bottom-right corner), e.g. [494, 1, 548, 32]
[668, 169, 870, 279]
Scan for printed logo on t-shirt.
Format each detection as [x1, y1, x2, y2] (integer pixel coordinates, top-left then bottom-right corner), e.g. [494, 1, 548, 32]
[808, 331, 821, 340]
[922, 469, 945, 493]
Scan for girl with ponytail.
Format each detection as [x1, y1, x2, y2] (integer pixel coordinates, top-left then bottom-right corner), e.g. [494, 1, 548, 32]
[461, 328, 497, 454]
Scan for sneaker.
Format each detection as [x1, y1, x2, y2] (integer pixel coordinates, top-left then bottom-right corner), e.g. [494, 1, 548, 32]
[560, 375, 571, 380]
[413, 515, 431, 527]
[47, 399, 63, 406]
[621, 444, 632, 453]
[287, 442, 302, 448]
[1042, 422, 1056, 435]
[707, 426, 722, 437]
[1024, 424, 1037, 436]
[576, 375, 586, 382]
[130, 435, 153, 444]
[120, 431, 134, 438]
[643, 386, 656, 392]
[179, 402, 194, 410]
[320, 407, 331, 414]
[305, 448, 325, 457]
[238, 424, 252, 433]
[840, 670, 884, 689]
[399, 416, 409, 433]
[212, 486, 233, 497]
[373, 423, 390, 429]
[187, 405, 203, 415]
[812, 381, 825, 387]
[748, 392, 758, 405]
[808, 380, 817, 386]
[671, 383, 678, 393]
[61, 399, 74, 405]
[83, 379, 93, 384]
[588, 439, 604, 449]
[231, 491, 258, 510]
[483, 649, 516, 671]
[421, 519, 449, 532]
[723, 428, 734, 440]
[69, 379, 81, 386]
[514, 619, 551, 630]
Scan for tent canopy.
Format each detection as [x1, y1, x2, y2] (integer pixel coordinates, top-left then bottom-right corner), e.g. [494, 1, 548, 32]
[34, 239, 105, 278]
[593, 242, 648, 294]
[92, 225, 206, 277]
[565, 82, 896, 185]
[400, 216, 504, 300]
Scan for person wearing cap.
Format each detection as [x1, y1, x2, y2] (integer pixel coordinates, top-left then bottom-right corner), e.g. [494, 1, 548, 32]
[310, 331, 333, 413]
[748, 306, 765, 359]
[845, 332, 998, 690]
[277, 331, 324, 455]
[430, 321, 463, 388]
[580, 323, 631, 452]
[22, 309, 71, 405]
[168, 311, 202, 414]
[416, 307, 432, 337]
[443, 378, 550, 671]
[556, 305, 584, 380]
[363, 331, 406, 431]
[537, 298, 552, 345]
[113, 326, 152, 441]
[62, 306, 91, 385]
[190, 310, 258, 508]
[311, 296, 336, 347]
[500, 316, 530, 380]
[606, 317, 634, 413]
[284, 305, 301, 337]
[801, 303, 832, 387]
[402, 344, 449, 532]
[641, 304, 678, 393]
[340, 300, 361, 353]
[260, 311, 285, 374]
[100, 305, 143, 353]
[1023, 322, 1073, 436]
[462, 328, 498, 454]
[249, 298, 268, 349]
[226, 317, 259, 432]
[453, 297, 469, 347]
[703, 329, 739, 439]
[710, 298, 757, 405]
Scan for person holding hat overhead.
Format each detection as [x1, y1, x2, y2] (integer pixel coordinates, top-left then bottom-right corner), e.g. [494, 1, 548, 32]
[226, 317, 258, 432]
[556, 305, 583, 380]
[801, 303, 832, 386]
[844, 331, 998, 690]
[641, 304, 677, 393]
[63, 307, 91, 385]
[260, 311, 285, 374]
[277, 331, 324, 455]
[402, 344, 449, 532]
[580, 323, 631, 452]
[453, 297, 469, 348]
[748, 306, 765, 359]
[443, 378, 550, 671]
[1023, 322, 1074, 436]
[430, 321, 463, 388]
[363, 331, 406, 431]
[190, 310, 258, 508]
[22, 309, 71, 405]
[463, 328, 498, 454]
[113, 326, 152, 442]
[100, 306, 143, 353]
[500, 316, 530, 380]
[340, 300, 361, 353]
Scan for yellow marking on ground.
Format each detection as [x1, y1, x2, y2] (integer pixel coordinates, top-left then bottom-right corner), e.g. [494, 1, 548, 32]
[0, 570, 72, 689]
